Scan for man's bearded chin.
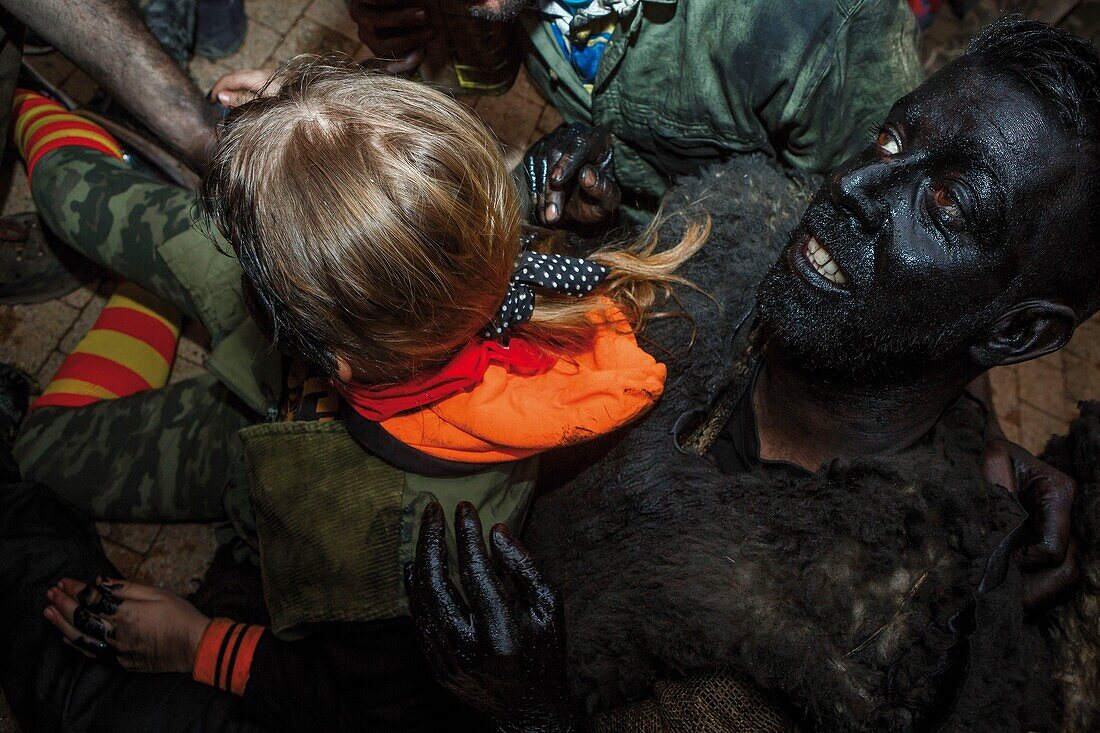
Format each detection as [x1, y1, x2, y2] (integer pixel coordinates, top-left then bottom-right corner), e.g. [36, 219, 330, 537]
[754, 254, 998, 386]
[467, 0, 531, 21]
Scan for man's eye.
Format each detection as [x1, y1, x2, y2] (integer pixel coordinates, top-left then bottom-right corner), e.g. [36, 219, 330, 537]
[931, 185, 965, 224]
[875, 126, 903, 156]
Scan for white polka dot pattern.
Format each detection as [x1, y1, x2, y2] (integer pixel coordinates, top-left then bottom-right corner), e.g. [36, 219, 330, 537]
[482, 252, 610, 338]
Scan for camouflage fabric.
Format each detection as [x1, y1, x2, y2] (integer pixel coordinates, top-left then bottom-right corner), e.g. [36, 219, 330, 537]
[26, 147, 248, 344]
[133, 0, 196, 68]
[12, 147, 262, 521]
[15, 374, 252, 521]
[521, 0, 922, 208]
[239, 418, 539, 639]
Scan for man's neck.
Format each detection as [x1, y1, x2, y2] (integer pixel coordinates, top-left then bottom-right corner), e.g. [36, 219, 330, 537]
[753, 351, 972, 472]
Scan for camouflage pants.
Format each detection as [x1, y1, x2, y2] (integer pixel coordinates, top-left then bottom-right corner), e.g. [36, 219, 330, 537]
[12, 148, 256, 522]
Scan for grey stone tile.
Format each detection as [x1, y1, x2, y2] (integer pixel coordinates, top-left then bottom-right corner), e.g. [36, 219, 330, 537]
[102, 538, 145, 578]
[59, 70, 100, 107]
[1000, 417, 1022, 446]
[1066, 313, 1100, 366]
[535, 104, 564, 135]
[133, 523, 219, 595]
[511, 69, 547, 106]
[305, 0, 360, 41]
[25, 51, 75, 89]
[0, 157, 34, 218]
[1063, 351, 1100, 408]
[58, 293, 106, 354]
[35, 349, 66, 388]
[269, 17, 361, 64]
[249, 0, 312, 34]
[100, 523, 163, 555]
[0, 300, 81, 374]
[1018, 401, 1071, 456]
[168, 355, 209, 385]
[0, 686, 21, 733]
[60, 279, 101, 310]
[220, 17, 285, 70]
[189, 55, 235, 97]
[1017, 353, 1074, 423]
[475, 89, 543, 150]
[175, 331, 210, 369]
[987, 364, 1019, 429]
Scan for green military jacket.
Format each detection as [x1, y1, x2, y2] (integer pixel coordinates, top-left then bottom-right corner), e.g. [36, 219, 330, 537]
[521, 0, 923, 207]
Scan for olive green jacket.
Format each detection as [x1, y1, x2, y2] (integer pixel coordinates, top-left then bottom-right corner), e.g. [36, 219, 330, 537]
[521, 0, 923, 207]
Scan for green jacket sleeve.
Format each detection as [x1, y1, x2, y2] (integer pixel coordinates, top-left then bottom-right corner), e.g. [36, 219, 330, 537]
[756, 0, 923, 173]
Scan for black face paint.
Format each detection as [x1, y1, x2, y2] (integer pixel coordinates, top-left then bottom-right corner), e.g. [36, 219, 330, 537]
[757, 59, 1082, 383]
[72, 635, 110, 656]
[77, 582, 123, 615]
[73, 606, 110, 641]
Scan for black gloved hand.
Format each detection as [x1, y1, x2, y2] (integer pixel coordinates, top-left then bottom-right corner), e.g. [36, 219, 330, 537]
[405, 501, 582, 733]
[523, 122, 621, 229]
[983, 436, 1079, 611]
[349, 0, 434, 74]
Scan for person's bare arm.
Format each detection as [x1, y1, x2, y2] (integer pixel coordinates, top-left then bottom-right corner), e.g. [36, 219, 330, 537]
[4, 0, 217, 169]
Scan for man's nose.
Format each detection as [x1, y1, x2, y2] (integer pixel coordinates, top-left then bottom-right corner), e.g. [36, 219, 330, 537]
[829, 163, 887, 233]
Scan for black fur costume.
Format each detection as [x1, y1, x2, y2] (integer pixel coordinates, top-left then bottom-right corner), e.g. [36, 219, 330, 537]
[525, 156, 1075, 732]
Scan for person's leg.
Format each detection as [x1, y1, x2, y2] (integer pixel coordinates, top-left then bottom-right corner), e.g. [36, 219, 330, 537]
[0, 476, 267, 731]
[7, 93, 256, 521]
[12, 91, 248, 344]
[14, 372, 251, 522]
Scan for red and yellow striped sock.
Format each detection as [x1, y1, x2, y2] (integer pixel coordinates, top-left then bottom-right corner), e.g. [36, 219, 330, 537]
[33, 282, 182, 411]
[11, 89, 122, 181]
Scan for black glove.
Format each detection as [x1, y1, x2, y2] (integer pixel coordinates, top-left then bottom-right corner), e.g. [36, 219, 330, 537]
[523, 122, 621, 229]
[983, 436, 1079, 611]
[405, 501, 582, 733]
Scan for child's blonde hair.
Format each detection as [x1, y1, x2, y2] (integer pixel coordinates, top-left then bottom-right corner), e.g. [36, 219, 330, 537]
[202, 57, 708, 385]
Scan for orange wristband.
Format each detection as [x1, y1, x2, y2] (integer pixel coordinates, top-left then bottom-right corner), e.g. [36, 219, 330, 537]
[192, 617, 265, 697]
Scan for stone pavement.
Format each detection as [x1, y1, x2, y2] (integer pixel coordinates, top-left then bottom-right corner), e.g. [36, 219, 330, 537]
[0, 1, 1098, 730]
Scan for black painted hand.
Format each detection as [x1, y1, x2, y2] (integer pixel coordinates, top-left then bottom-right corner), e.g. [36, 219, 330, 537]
[349, 0, 434, 74]
[983, 437, 1079, 611]
[405, 501, 581, 733]
[523, 123, 621, 229]
[44, 576, 210, 673]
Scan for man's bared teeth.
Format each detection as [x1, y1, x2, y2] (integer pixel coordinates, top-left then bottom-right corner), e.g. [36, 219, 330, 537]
[803, 235, 848, 285]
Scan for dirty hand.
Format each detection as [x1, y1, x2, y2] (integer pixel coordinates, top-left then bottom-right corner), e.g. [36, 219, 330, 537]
[349, 0, 434, 74]
[405, 501, 582, 733]
[44, 576, 211, 673]
[209, 68, 278, 108]
[523, 122, 621, 228]
[983, 437, 1079, 611]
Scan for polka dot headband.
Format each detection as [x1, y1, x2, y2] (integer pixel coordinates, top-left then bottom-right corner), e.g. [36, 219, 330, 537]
[483, 252, 610, 338]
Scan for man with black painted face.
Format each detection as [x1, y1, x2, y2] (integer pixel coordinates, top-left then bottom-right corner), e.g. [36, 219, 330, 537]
[744, 22, 1099, 481]
[406, 18, 1100, 731]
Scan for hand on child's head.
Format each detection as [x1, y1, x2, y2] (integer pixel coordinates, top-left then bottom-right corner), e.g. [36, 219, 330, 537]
[209, 68, 279, 108]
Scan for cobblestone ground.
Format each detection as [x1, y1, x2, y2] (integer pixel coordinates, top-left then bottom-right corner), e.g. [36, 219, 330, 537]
[0, 1, 1097, 730]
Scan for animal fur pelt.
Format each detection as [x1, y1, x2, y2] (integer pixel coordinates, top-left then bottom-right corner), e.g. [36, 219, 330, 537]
[525, 156, 1058, 731]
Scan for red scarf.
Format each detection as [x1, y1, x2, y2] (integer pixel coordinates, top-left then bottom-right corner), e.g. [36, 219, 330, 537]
[338, 338, 557, 422]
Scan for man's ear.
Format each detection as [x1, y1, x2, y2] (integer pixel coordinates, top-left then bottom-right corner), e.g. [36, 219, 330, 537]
[970, 299, 1077, 368]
